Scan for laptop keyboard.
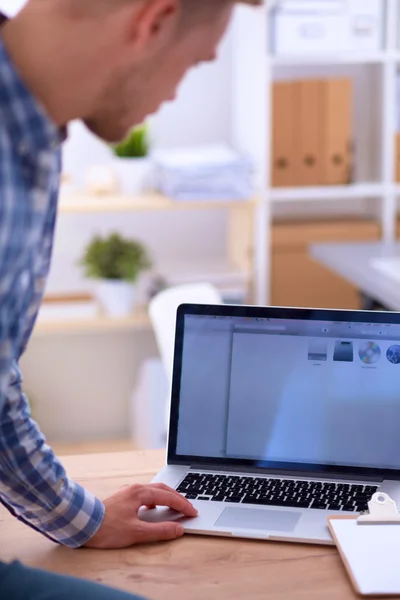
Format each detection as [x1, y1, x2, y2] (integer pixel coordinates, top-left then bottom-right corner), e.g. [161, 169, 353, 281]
[176, 473, 378, 512]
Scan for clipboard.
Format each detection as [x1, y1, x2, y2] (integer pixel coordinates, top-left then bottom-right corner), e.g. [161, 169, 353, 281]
[328, 493, 400, 596]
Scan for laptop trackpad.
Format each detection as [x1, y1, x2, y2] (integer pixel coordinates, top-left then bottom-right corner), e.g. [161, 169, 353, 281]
[215, 507, 301, 533]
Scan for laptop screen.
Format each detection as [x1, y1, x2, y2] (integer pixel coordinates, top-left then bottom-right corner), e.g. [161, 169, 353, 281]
[170, 307, 400, 476]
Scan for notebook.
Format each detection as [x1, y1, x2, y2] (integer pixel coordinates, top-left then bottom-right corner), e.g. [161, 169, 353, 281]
[328, 514, 400, 596]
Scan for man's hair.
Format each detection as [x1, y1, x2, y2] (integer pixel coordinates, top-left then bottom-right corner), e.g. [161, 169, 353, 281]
[64, 0, 261, 19]
[179, 0, 230, 27]
[58, 0, 261, 34]
[179, 0, 261, 30]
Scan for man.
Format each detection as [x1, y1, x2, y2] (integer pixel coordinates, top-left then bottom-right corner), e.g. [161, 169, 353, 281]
[0, 0, 260, 598]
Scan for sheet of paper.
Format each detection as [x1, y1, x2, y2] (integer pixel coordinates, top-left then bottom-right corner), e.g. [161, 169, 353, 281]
[330, 518, 400, 596]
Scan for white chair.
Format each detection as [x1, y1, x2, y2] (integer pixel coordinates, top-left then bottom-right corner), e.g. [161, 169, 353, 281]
[149, 282, 222, 383]
[130, 358, 169, 450]
[130, 283, 222, 450]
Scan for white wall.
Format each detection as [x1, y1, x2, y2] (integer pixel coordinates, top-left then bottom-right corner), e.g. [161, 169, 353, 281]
[20, 330, 158, 442]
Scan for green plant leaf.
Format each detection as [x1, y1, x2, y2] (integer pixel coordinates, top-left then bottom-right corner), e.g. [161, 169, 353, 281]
[79, 233, 152, 282]
[112, 123, 150, 158]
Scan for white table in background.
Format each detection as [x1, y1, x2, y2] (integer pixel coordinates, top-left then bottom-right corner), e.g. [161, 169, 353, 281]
[311, 242, 400, 311]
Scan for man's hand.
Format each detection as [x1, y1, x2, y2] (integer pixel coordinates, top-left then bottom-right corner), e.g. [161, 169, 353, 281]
[84, 483, 198, 549]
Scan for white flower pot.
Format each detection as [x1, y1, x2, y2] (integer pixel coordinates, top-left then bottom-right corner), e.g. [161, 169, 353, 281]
[96, 280, 137, 317]
[113, 157, 153, 197]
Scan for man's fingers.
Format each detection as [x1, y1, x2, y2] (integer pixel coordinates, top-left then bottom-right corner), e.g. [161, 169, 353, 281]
[149, 482, 177, 492]
[136, 487, 198, 517]
[146, 483, 179, 511]
[134, 521, 184, 544]
[149, 482, 184, 498]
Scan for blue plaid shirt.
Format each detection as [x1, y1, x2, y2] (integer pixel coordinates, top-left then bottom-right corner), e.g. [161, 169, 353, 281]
[0, 38, 104, 547]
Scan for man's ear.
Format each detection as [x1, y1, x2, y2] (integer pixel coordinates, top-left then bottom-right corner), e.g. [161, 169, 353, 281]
[127, 0, 180, 58]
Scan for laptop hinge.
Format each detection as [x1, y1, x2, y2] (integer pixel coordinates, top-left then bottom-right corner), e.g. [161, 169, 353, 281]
[189, 463, 383, 483]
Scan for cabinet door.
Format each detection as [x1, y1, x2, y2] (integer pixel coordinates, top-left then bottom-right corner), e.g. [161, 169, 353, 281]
[271, 220, 380, 309]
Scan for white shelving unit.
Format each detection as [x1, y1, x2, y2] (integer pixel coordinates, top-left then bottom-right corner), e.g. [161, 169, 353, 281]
[34, 193, 258, 336]
[232, 0, 400, 306]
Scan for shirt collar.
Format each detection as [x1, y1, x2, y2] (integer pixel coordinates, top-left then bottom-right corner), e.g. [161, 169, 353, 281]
[0, 37, 65, 155]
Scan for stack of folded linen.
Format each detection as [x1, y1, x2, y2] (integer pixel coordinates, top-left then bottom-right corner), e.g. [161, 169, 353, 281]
[153, 144, 254, 201]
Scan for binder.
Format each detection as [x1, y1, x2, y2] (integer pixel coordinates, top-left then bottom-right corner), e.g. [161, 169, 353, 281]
[272, 81, 295, 187]
[328, 492, 400, 596]
[294, 79, 323, 186]
[321, 78, 353, 185]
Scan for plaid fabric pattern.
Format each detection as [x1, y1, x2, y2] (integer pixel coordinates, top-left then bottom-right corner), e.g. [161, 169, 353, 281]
[0, 38, 104, 547]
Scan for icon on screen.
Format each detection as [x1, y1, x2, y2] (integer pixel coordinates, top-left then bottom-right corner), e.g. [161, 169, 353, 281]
[359, 341, 381, 365]
[308, 341, 327, 362]
[333, 341, 354, 362]
[387, 345, 400, 365]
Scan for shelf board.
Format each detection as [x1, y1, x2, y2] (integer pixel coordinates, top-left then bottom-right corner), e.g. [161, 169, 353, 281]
[34, 310, 151, 337]
[270, 183, 384, 203]
[33, 260, 253, 336]
[58, 192, 258, 214]
[270, 52, 388, 67]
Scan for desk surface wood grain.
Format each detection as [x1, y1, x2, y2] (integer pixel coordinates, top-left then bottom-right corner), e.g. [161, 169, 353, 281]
[0, 450, 359, 600]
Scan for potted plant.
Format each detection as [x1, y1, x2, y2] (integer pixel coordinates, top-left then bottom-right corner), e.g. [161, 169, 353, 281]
[112, 123, 152, 197]
[80, 233, 152, 317]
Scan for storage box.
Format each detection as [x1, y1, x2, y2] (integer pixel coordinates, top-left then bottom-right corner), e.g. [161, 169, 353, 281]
[320, 78, 353, 185]
[294, 79, 324, 186]
[272, 81, 296, 186]
[271, 0, 383, 56]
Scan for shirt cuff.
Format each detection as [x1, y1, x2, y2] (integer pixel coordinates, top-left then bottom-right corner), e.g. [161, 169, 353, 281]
[22, 479, 105, 548]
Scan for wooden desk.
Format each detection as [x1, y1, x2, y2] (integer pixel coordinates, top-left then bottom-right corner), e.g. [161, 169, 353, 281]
[0, 450, 358, 600]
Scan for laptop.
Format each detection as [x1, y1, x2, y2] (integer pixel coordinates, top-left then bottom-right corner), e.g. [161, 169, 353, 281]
[141, 304, 400, 545]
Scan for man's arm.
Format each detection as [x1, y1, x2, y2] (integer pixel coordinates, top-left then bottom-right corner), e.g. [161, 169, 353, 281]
[0, 362, 199, 549]
[0, 361, 105, 548]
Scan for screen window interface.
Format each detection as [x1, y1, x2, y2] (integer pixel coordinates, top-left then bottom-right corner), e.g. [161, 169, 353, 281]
[176, 315, 400, 470]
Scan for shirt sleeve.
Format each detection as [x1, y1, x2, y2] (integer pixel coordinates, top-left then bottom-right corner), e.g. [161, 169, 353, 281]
[0, 361, 105, 548]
